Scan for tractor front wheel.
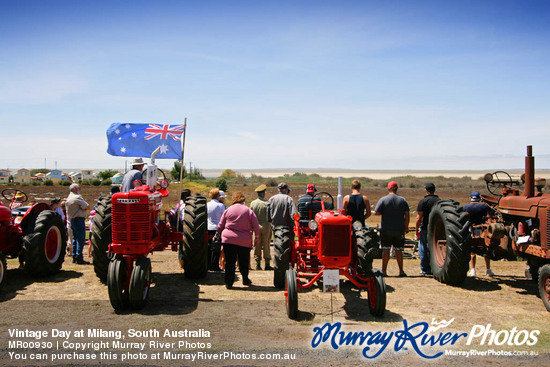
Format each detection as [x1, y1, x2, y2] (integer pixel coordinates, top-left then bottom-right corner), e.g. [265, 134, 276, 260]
[273, 226, 292, 288]
[285, 268, 298, 319]
[367, 270, 386, 317]
[129, 257, 152, 310]
[24, 210, 66, 276]
[538, 264, 550, 312]
[182, 196, 208, 279]
[0, 252, 6, 291]
[91, 196, 112, 283]
[107, 257, 130, 310]
[427, 200, 470, 285]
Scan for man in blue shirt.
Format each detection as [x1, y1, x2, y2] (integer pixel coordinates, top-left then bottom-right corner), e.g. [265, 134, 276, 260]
[374, 181, 410, 277]
[121, 158, 145, 192]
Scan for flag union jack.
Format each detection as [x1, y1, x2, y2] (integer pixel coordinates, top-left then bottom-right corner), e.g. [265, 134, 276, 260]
[144, 124, 185, 141]
[107, 122, 185, 159]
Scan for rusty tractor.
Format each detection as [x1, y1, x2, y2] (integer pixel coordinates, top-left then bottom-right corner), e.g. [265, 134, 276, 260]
[428, 146, 550, 311]
[0, 188, 67, 290]
[274, 192, 386, 319]
[91, 148, 207, 310]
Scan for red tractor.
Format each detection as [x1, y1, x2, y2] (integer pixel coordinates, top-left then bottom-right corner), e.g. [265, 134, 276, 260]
[0, 188, 67, 290]
[273, 192, 386, 319]
[428, 146, 550, 311]
[91, 150, 207, 311]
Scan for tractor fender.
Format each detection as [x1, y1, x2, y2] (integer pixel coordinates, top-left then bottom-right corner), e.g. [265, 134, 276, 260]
[20, 203, 52, 235]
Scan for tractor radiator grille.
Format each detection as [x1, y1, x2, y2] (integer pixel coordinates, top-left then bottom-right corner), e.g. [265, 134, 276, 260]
[112, 203, 151, 243]
[546, 211, 550, 248]
[321, 224, 351, 257]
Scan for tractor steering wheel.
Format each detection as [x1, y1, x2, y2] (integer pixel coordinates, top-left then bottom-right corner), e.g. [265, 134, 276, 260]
[2, 188, 28, 206]
[485, 171, 514, 196]
[312, 191, 334, 210]
[140, 168, 168, 186]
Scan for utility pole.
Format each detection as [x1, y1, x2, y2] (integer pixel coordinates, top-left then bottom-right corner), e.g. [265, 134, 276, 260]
[189, 162, 192, 181]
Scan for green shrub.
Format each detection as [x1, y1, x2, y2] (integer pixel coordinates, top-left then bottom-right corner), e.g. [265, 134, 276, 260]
[101, 178, 112, 186]
[44, 179, 54, 186]
[91, 179, 101, 186]
[216, 178, 228, 192]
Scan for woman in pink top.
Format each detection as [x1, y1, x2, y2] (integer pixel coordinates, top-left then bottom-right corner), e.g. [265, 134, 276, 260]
[217, 191, 260, 289]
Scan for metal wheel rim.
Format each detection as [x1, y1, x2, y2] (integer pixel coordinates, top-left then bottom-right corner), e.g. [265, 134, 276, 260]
[142, 265, 151, 302]
[433, 218, 446, 267]
[544, 274, 550, 304]
[0, 257, 5, 284]
[45, 226, 62, 264]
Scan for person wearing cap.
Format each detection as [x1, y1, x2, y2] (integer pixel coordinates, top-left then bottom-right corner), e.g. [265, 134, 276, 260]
[66, 183, 90, 265]
[464, 191, 496, 277]
[250, 184, 273, 270]
[267, 182, 298, 228]
[415, 183, 440, 275]
[121, 157, 145, 192]
[373, 181, 410, 277]
[207, 188, 227, 271]
[343, 180, 371, 226]
[297, 183, 332, 221]
[50, 198, 65, 221]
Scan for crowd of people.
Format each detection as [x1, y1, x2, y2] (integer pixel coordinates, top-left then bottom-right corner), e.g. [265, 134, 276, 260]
[6, 171, 498, 282]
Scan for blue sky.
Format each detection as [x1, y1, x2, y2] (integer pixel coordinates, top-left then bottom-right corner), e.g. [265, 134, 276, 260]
[1, 0, 549, 172]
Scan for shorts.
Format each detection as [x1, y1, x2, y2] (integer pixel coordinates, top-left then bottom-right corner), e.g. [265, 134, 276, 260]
[380, 230, 405, 251]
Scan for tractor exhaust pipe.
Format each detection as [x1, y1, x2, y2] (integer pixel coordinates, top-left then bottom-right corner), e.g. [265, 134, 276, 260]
[524, 145, 535, 198]
[337, 176, 343, 211]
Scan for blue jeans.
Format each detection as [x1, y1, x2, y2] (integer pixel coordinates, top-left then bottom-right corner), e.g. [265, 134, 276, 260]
[418, 228, 431, 273]
[71, 217, 86, 260]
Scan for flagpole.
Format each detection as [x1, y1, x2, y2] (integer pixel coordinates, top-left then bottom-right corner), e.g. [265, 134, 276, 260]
[176, 118, 187, 231]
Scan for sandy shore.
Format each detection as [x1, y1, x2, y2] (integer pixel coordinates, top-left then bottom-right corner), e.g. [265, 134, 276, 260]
[201, 168, 550, 180]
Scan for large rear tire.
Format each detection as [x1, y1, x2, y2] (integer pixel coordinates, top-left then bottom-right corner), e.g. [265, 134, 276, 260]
[285, 268, 298, 319]
[427, 200, 470, 285]
[91, 196, 112, 283]
[538, 264, 550, 312]
[129, 257, 152, 310]
[182, 195, 208, 279]
[356, 227, 379, 276]
[23, 210, 66, 276]
[0, 252, 6, 291]
[107, 257, 129, 310]
[368, 270, 386, 317]
[273, 226, 291, 288]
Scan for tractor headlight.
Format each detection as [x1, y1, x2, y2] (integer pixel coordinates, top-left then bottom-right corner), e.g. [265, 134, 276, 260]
[352, 221, 363, 231]
[308, 220, 318, 231]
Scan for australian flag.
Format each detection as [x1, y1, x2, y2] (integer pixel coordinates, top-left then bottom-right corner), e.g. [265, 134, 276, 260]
[106, 123, 185, 159]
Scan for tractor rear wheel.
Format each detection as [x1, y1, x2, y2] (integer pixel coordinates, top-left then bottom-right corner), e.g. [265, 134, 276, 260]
[24, 210, 66, 276]
[367, 270, 386, 317]
[538, 264, 550, 312]
[91, 196, 112, 283]
[0, 252, 6, 291]
[356, 227, 378, 276]
[129, 257, 152, 310]
[107, 257, 129, 310]
[427, 200, 470, 285]
[285, 268, 298, 319]
[273, 226, 292, 288]
[182, 195, 208, 279]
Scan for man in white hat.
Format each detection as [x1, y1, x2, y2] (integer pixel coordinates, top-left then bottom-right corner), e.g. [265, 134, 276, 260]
[121, 158, 145, 192]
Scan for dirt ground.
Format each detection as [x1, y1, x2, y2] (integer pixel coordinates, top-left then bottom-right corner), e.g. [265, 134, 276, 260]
[1, 183, 549, 366]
